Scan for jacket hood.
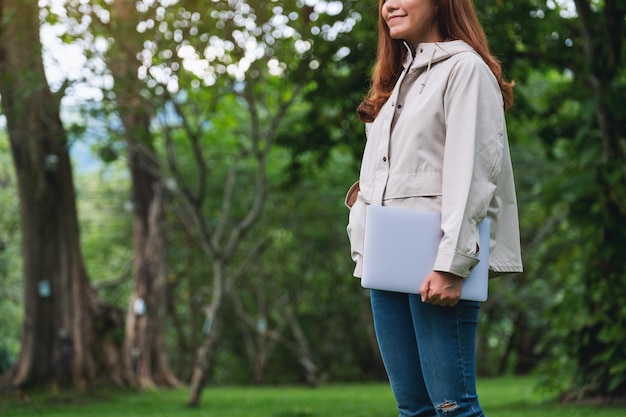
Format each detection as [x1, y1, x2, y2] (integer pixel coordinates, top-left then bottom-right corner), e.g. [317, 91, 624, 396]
[402, 40, 475, 71]
[402, 40, 476, 94]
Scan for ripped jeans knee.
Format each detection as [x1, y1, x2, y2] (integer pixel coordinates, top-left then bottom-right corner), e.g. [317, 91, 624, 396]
[434, 400, 461, 415]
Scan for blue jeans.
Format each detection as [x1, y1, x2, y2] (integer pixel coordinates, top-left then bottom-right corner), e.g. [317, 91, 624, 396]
[370, 290, 486, 417]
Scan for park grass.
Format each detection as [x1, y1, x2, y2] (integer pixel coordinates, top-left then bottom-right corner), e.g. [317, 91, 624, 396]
[0, 376, 623, 417]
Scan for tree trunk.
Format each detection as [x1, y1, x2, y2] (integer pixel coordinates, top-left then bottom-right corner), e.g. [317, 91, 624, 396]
[187, 259, 228, 407]
[122, 156, 178, 387]
[0, 0, 125, 389]
[283, 305, 318, 387]
[187, 292, 223, 406]
[105, 0, 180, 388]
[187, 321, 221, 407]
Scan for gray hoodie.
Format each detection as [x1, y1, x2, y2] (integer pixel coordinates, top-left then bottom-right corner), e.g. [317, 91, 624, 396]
[346, 40, 523, 279]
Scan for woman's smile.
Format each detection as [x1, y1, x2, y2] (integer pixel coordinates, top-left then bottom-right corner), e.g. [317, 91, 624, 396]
[382, 0, 440, 46]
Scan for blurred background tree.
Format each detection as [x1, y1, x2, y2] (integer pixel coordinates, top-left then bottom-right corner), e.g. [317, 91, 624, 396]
[0, 0, 128, 390]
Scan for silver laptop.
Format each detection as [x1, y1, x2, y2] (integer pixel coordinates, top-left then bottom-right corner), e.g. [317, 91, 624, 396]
[361, 205, 489, 302]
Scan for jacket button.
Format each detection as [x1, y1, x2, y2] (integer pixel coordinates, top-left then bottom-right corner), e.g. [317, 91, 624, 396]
[382, 156, 387, 162]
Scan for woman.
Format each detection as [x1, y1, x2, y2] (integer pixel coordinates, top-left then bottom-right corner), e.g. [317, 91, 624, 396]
[345, 0, 523, 416]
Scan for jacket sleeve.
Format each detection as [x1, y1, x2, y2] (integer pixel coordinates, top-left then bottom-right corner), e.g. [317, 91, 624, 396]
[433, 54, 505, 277]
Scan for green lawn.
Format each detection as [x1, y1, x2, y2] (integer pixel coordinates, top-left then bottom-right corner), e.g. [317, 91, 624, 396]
[0, 376, 622, 417]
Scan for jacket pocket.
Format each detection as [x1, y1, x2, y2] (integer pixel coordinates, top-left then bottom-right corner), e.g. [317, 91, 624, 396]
[344, 181, 360, 209]
[346, 198, 366, 277]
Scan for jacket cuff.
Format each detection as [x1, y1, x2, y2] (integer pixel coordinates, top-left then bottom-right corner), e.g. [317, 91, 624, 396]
[433, 248, 480, 278]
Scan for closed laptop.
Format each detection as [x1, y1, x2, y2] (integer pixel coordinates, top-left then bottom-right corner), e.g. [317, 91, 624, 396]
[361, 205, 489, 302]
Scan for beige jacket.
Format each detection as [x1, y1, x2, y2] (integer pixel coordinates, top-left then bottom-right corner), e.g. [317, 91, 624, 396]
[346, 40, 523, 278]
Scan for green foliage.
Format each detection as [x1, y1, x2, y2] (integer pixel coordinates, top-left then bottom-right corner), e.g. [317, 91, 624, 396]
[459, 0, 626, 400]
[500, 0, 626, 400]
[276, 0, 377, 182]
[75, 162, 133, 306]
[227, 147, 378, 383]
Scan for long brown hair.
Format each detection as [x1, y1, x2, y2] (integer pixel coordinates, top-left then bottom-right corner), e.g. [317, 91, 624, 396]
[357, 0, 514, 122]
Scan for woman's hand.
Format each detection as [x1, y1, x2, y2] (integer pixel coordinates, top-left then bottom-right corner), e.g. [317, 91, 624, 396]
[419, 271, 463, 307]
